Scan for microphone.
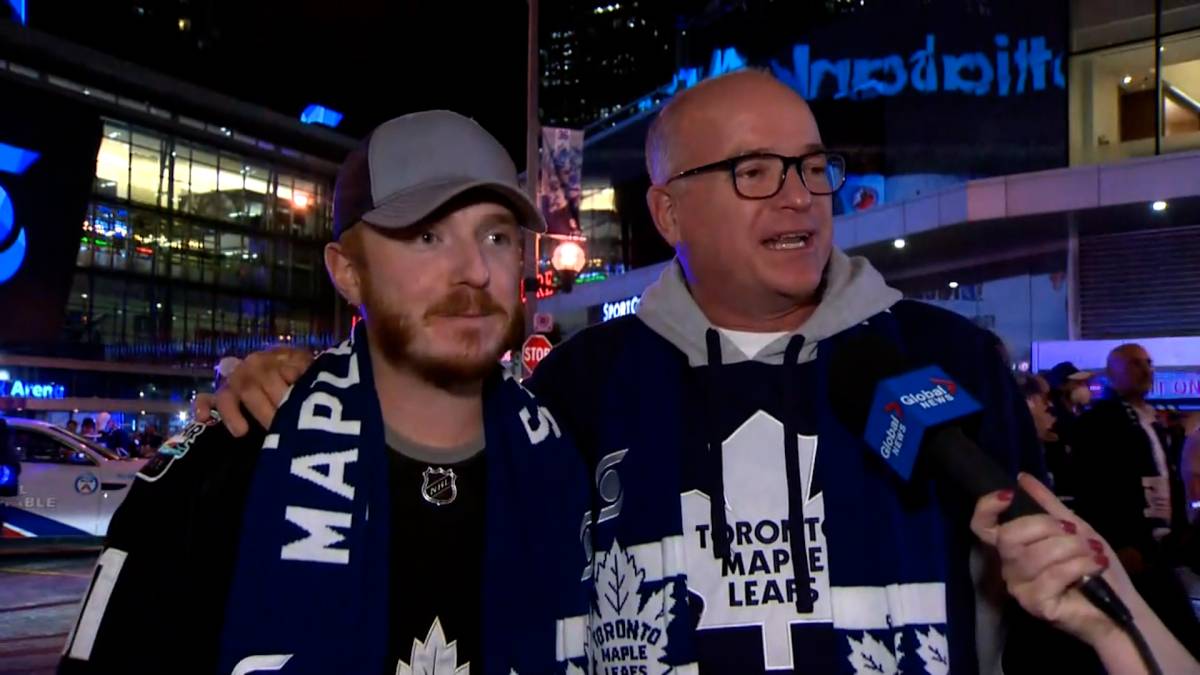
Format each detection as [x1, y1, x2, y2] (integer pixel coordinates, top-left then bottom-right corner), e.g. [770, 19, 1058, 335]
[827, 333, 1048, 520]
[827, 333, 1137, 633]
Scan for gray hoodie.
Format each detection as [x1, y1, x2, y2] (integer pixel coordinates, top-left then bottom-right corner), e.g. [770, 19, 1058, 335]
[637, 247, 903, 366]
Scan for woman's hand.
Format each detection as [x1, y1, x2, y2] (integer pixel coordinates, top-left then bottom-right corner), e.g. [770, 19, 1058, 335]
[971, 473, 1135, 646]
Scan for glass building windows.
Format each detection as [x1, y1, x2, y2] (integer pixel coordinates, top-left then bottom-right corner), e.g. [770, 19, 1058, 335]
[124, 280, 154, 344]
[1071, 41, 1157, 163]
[215, 293, 240, 338]
[74, 118, 337, 359]
[95, 131, 129, 201]
[1070, 13, 1200, 164]
[182, 288, 213, 344]
[1161, 29, 1200, 153]
[130, 131, 168, 206]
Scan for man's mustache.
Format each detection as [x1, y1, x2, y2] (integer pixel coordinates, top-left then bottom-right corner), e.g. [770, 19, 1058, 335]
[425, 288, 507, 319]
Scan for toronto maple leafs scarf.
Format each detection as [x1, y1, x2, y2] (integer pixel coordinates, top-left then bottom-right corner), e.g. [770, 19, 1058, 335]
[217, 322, 591, 674]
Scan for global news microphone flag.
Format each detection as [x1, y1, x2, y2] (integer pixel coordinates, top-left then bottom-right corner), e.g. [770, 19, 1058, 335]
[864, 365, 983, 481]
[538, 126, 584, 239]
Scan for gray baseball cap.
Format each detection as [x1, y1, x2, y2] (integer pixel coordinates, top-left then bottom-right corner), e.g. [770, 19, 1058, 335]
[332, 110, 545, 238]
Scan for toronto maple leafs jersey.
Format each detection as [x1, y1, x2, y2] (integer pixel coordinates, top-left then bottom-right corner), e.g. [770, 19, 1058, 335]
[529, 253, 1050, 675]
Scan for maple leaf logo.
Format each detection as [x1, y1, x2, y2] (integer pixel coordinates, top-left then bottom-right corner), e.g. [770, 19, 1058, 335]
[395, 617, 469, 675]
[846, 632, 898, 675]
[915, 627, 949, 675]
[588, 540, 673, 673]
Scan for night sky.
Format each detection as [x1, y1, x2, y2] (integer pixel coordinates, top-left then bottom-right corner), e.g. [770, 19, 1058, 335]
[29, 0, 533, 163]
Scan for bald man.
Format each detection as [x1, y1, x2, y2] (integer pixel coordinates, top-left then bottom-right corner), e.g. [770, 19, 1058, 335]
[534, 70, 1052, 674]
[208, 72, 1090, 673]
[1073, 344, 1200, 654]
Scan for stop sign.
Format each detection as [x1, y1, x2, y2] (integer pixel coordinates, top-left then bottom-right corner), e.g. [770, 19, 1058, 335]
[522, 334, 553, 376]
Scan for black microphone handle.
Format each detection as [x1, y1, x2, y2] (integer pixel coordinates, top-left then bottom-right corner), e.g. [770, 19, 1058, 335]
[927, 427, 1043, 522]
[926, 426, 1134, 626]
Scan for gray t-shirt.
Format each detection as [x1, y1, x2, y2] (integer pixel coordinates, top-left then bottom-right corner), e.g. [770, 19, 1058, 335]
[385, 426, 483, 464]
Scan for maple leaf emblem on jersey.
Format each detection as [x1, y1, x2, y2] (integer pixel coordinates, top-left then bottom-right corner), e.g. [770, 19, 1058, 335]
[587, 540, 674, 674]
[395, 617, 469, 675]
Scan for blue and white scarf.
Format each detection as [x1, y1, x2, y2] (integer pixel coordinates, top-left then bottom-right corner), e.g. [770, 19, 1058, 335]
[218, 323, 591, 674]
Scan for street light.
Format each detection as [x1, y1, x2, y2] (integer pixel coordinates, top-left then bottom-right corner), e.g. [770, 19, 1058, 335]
[551, 240, 587, 293]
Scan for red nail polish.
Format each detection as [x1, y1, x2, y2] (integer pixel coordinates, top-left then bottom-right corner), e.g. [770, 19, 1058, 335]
[1088, 539, 1104, 554]
[1061, 520, 1077, 534]
[1095, 554, 1109, 568]
[997, 489, 1014, 502]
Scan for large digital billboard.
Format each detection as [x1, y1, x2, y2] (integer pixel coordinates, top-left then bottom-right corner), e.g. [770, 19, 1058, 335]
[669, 0, 1070, 177]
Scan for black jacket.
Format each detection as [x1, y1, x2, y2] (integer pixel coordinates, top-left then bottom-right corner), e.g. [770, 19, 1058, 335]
[59, 415, 264, 674]
[1074, 398, 1200, 655]
[1072, 397, 1185, 559]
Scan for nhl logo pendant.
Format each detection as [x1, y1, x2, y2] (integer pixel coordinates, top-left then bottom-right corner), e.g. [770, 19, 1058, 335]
[421, 467, 457, 506]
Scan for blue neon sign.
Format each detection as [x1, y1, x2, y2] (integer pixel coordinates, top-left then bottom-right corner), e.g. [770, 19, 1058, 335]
[0, 141, 39, 285]
[0, 142, 39, 174]
[0, 380, 66, 399]
[5, 0, 25, 25]
[662, 33, 1064, 102]
[300, 104, 344, 129]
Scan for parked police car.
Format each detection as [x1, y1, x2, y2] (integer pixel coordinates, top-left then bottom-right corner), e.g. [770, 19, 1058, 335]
[0, 418, 147, 538]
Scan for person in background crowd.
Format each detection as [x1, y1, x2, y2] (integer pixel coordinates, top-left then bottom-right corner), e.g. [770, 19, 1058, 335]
[1045, 361, 1093, 441]
[79, 417, 97, 440]
[1073, 343, 1200, 655]
[1018, 372, 1077, 506]
[1017, 373, 1057, 443]
[65, 419, 78, 435]
[140, 424, 164, 456]
[1043, 361, 1094, 505]
[95, 412, 133, 458]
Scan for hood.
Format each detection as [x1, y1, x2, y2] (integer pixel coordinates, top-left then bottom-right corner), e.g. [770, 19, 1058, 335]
[637, 247, 902, 366]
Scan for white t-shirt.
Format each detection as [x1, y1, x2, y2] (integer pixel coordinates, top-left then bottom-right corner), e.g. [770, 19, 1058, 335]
[718, 329, 788, 360]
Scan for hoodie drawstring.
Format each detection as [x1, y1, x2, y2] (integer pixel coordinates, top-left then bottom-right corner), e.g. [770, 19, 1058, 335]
[704, 329, 731, 562]
[703, 330, 814, 614]
[783, 335, 814, 613]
